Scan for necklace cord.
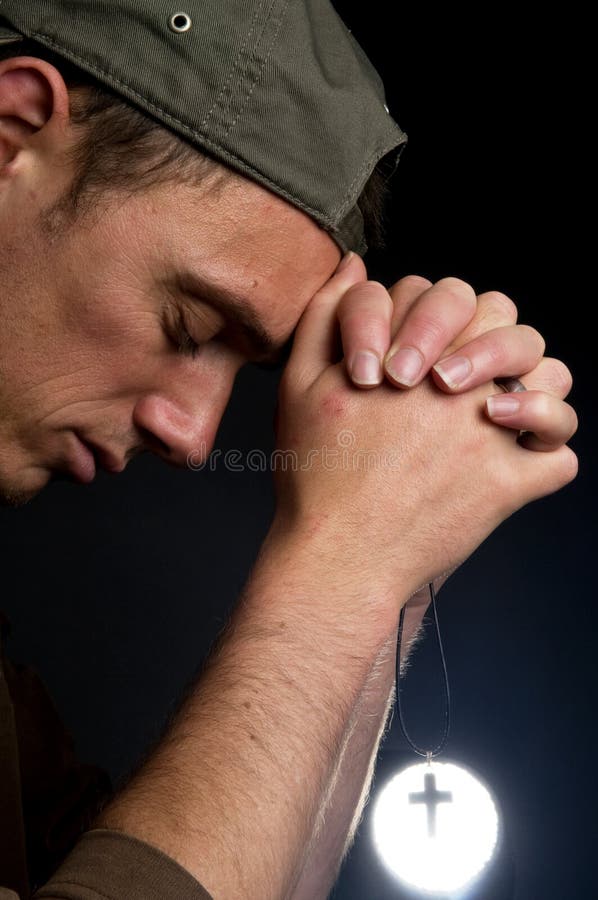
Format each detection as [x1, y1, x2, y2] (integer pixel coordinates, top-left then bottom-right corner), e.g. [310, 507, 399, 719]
[395, 580, 451, 759]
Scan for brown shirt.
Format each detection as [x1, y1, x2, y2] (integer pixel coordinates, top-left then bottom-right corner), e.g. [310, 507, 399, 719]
[0, 610, 212, 899]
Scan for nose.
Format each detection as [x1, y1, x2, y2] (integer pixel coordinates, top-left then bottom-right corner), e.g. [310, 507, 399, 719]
[132, 346, 242, 468]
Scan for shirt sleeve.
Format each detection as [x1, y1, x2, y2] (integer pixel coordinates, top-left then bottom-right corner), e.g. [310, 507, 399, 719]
[31, 829, 213, 900]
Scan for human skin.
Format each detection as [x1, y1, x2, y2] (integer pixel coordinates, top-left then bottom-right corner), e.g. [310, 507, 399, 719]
[288, 277, 578, 897]
[0, 58, 576, 507]
[91, 267, 577, 900]
[288, 289, 534, 898]
[0, 57, 579, 898]
[92, 330, 577, 900]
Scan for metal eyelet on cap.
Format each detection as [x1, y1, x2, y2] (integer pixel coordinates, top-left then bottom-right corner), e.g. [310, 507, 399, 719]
[169, 12, 192, 33]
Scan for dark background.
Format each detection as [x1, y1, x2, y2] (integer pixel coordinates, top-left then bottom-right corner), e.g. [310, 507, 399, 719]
[0, 4, 593, 898]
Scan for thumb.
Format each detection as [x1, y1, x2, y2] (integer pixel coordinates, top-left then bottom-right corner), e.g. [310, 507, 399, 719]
[285, 251, 367, 388]
[508, 443, 579, 511]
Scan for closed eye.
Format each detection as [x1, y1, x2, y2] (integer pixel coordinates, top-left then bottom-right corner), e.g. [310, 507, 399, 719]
[162, 304, 202, 359]
[174, 314, 202, 359]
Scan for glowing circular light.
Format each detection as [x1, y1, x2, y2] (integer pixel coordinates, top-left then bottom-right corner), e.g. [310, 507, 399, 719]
[372, 760, 500, 895]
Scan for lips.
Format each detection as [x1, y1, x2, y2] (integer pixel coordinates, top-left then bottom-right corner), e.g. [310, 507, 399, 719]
[67, 433, 126, 483]
[67, 433, 97, 484]
[81, 436, 126, 474]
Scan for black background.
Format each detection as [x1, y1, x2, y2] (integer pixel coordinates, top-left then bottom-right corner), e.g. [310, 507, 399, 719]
[0, 4, 593, 898]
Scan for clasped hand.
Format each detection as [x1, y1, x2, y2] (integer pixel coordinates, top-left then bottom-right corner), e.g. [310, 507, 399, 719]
[270, 253, 578, 605]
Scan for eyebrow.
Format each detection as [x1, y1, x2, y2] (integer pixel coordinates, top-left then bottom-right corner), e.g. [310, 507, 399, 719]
[178, 271, 292, 366]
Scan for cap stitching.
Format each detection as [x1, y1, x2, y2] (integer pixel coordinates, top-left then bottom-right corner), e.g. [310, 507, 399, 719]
[223, 0, 288, 140]
[27, 29, 402, 250]
[207, 0, 279, 138]
[199, 0, 267, 132]
[29, 30, 341, 226]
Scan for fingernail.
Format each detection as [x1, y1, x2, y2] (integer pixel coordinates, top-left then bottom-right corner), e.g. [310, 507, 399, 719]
[486, 395, 521, 416]
[433, 355, 473, 388]
[336, 251, 354, 274]
[351, 350, 381, 385]
[385, 347, 424, 386]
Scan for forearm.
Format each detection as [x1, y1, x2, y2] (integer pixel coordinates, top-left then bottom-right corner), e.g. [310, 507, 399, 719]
[93, 530, 406, 900]
[289, 592, 429, 900]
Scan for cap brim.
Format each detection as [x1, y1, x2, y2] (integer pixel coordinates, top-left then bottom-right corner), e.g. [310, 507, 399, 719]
[0, 23, 22, 44]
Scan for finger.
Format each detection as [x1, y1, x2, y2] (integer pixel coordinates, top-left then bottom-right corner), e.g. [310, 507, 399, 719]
[388, 274, 435, 335]
[431, 324, 545, 393]
[384, 285, 517, 379]
[340, 275, 432, 388]
[337, 282, 393, 387]
[504, 443, 579, 506]
[285, 252, 367, 388]
[383, 277, 477, 387]
[389, 287, 517, 353]
[519, 356, 573, 400]
[440, 290, 518, 353]
[485, 390, 579, 451]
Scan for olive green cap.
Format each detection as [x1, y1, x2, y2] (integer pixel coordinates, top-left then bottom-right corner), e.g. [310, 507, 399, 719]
[0, 1, 407, 255]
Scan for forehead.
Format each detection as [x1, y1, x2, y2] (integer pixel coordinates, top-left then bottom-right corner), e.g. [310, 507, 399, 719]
[159, 171, 343, 346]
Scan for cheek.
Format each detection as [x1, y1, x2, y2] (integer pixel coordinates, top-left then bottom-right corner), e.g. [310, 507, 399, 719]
[72, 297, 155, 340]
[62, 295, 167, 370]
[55, 240, 165, 357]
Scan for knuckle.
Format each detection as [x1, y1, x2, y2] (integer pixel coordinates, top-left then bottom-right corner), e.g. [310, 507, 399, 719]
[345, 279, 388, 299]
[559, 447, 579, 485]
[483, 333, 509, 367]
[434, 276, 477, 304]
[544, 357, 573, 396]
[397, 274, 433, 293]
[409, 311, 447, 345]
[519, 324, 546, 354]
[532, 391, 553, 421]
[339, 281, 392, 314]
[482, 291, 519, 323]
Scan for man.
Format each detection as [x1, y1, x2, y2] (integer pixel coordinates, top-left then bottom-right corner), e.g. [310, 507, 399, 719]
[0, 2, 578, 899]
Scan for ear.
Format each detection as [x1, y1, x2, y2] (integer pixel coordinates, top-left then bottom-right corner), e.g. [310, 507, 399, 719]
[0, 57, 70, 169]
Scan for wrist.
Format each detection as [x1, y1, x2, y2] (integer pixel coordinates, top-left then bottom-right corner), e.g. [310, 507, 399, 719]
[251, 518, 409, 645]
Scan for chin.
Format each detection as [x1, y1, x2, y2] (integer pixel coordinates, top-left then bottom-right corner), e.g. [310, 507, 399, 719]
[0, 488, 39, 508]
[0, 467, 49, 508]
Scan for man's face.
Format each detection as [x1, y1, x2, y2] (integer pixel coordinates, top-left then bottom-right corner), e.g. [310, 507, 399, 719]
[0, 160, 341, 506]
